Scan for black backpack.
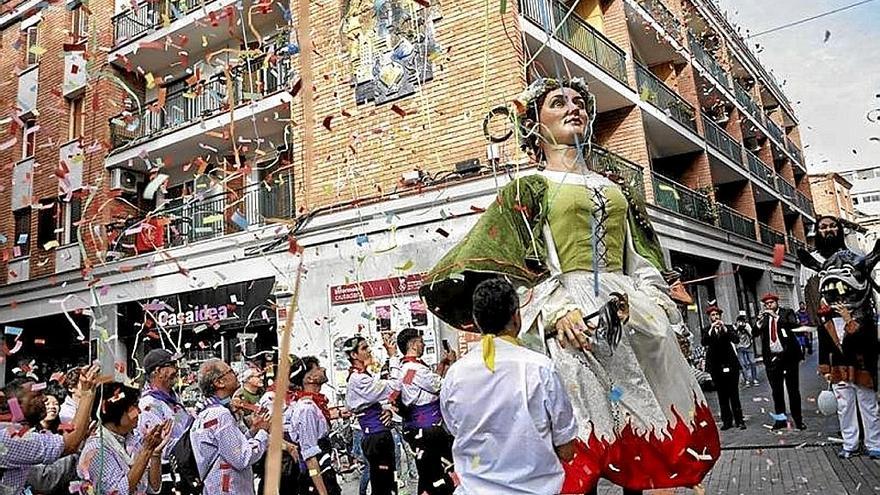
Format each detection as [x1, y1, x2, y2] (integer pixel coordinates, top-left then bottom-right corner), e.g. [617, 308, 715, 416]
[168, 424, 217, 495]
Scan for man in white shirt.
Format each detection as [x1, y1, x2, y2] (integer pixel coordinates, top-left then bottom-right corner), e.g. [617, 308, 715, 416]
[395, 328, 456, 495]
[754, 293, 804, 430]
[344, 336, 397, 495]
[441, 278, 580, 495]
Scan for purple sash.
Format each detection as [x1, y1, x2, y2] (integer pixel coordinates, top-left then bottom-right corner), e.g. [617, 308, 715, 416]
[403, 400, 443, 429]
[356, 403, 388, 434]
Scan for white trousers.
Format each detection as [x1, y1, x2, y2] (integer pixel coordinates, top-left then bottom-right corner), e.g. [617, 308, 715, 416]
[834, 381, 880, 452]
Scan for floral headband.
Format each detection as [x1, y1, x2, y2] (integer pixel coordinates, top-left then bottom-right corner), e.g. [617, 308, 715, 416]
[513, 77, 593, 118]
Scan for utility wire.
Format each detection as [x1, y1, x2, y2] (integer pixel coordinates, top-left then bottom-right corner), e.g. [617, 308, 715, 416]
[746, 0, 877, 39]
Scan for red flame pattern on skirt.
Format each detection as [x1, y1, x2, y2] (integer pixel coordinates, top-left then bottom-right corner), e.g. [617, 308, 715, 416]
[561, 398, 720, 493]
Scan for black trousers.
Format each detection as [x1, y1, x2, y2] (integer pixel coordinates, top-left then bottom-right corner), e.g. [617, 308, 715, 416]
[361, 430, 397, 495]
[766, 359, 802, 423]
[297, 439, 341, 495]
[402, 426, 455, 495]
[711, 370, 743, 425]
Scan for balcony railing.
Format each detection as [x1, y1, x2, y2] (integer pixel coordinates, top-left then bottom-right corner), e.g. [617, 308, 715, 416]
[788, 236, 806, 255]
[688, 32, 730, 88]
[520, 0, 628, 83]
[717, 203, 756, 240]
[786, 137, 804, 165]
[637, 0, 681, 40]
[776, 176, 796, 201]
[108, 174, 295, 258]
[733, 81, 761, 122]
[112, 0, 217, 47]
[109, 48, 292, 150]
[703, 113, 743, 165]
[635, 63, 697, 132]
[765, 118, 784, 143]
[758, 222, 786, 248]
[796, 191, 814, 215]
[745, 150, 773, 186]
[590, 146, 645, 196]
[652, 173, 715, 225]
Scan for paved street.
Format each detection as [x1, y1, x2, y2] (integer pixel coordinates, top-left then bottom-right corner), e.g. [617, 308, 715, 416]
[341, 349, 880, 494]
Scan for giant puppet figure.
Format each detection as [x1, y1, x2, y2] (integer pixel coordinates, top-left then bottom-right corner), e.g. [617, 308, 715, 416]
[419, 78, 720, 492]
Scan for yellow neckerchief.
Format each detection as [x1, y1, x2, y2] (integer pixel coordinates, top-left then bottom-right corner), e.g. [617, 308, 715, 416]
[481, 334, 522, 372]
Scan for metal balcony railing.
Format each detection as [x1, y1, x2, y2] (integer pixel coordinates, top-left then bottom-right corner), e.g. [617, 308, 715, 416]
[651, 173, 715, 225]
[109, 174, 295, 257]
[776, 176, 796, 201]
[703, 113, 743, 165]
[733, 81, 761, 122]
[637, 0, 681, 40]
[688, 32, 730, 88]
[786, 137, 804, 165]
[519, 0, 628, 83]
[765, 118, 784, 143]
[796, 191, 814, 215]
[758, 222, 786, 248]
[112, 0, 218, 47]
[109, 45, 292, 150]
[635, 63, 697, 132]
[590, 145, 645, 196]
[716, 203, 756, 240]
[745, 150, 773, 186]
[788, 236, 806, 255]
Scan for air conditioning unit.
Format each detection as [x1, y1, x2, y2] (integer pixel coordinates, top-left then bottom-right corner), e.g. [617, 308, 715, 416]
[109, 168, 143, 193]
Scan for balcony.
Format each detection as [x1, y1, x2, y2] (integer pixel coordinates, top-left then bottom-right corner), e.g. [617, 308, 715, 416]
[112, 0, 213, 46]
[796, 191, 814, 216]
[765, 118, 784, 143]
[758, 222, 786, 248]
[635, 63, 697, 133]
[520, 0, 628, 84]
[637, 0, 681, 40]
[590, 146, 645, 195]
[703, 113, 743, 165]
[776, 176, 796, 201]
[745, 150, 773, 186]
[108, 47, 292, 157]
[652, 173, 715, 225]
[688, 32, 730, 88]
[717, 203, 756, 240]
[733, 81, 762, 125]
[788, 236, 806, 255]
[108, 174, 295, 259]
[786, 137, 804, 165]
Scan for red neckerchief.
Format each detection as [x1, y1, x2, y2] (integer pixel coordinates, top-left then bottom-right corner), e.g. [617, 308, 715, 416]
[402, 356, 428, 367]
[293, 390, 332, 422]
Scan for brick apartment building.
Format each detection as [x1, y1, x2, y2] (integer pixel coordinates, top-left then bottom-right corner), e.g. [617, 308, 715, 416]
[0, 0, 815, 391]
[809, 172, 855, 223]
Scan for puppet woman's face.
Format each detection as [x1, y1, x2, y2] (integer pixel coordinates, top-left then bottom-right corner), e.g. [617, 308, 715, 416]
[538, 87, 590, 147]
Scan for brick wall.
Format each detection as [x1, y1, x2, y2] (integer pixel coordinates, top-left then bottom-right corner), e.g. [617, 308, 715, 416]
[592, 105, 654, 201]
[809, 175, 841, 218]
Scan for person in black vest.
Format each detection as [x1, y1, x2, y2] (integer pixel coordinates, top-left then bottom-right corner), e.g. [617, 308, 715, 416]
[701, 305, 745, 430]
[754, 292, 804, 430]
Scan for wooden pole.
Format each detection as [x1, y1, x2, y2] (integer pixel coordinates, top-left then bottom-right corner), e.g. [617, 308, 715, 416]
[263, 0, 314, 491]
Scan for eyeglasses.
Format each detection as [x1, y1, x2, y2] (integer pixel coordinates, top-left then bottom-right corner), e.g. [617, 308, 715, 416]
[215, 368, 235, 383]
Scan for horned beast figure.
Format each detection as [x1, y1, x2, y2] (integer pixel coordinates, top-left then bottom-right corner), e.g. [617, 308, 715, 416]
[797, 241, 880, 459]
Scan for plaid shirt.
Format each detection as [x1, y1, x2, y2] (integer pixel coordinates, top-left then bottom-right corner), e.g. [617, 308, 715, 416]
[77, 430, 154, 495]
[191, 402, 268, 495]
[0, 423, 65, 495]
[134, 387, 193, 461]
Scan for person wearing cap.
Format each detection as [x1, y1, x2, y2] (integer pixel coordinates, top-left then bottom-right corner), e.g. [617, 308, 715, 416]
[394, 328, 456, 495]
[701, 306, 745, 430]
[734, 311, 758, 386]
[135, 348, 193, 494]
[344, 336, 397, 495]
[286, 356, 340, 495]
[755, 293, 804, 430]
[441, 278, 586, 495]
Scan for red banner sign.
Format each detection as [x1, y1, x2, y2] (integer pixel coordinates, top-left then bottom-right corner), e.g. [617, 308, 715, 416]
[330, 274, 425, 305]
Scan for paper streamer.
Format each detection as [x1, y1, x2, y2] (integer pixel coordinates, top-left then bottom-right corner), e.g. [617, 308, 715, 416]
[8, 397, 24, 422]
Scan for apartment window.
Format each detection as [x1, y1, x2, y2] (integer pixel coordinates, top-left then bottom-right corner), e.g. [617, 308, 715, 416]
[61, 197, 82, 244]
[36, 199, 58, 250]
[853, 197, 859, 205]
[14, 209, 31, 257]
[69, 98, 84, 140]
[22, 119, 37, 158]
[25, 25, 39, 66]
[71, 6, 88, 42]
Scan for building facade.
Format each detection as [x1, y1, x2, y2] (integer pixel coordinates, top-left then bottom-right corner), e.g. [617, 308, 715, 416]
[0, 0, 814, 391]
[808, 172, 855, 223]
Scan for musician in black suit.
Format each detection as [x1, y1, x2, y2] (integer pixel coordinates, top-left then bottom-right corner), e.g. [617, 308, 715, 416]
[754, 292, 805, 430]
[701, 305, 745, 430]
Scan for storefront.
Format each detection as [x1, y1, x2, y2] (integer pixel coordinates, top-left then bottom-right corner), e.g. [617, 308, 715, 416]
[2, 312, 91, 383]
[119, 277, 278, 381]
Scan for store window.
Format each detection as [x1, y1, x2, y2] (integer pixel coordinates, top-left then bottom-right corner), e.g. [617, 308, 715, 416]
[14, 209, 31, 257]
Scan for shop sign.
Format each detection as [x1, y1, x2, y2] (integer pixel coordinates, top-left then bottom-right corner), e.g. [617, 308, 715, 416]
[329, 274, 424, 305]
[155, 304, 231, 327]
